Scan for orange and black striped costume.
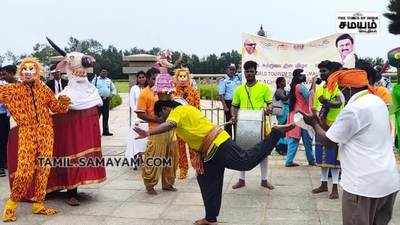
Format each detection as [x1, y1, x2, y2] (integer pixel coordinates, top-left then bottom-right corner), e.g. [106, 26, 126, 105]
[0, 80, 69, 221]
[173, 75, 203, 179]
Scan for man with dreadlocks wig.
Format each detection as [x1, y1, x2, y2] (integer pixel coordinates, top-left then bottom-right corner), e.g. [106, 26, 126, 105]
[0, 57, 70, 222]
[173, 67, 203, 179]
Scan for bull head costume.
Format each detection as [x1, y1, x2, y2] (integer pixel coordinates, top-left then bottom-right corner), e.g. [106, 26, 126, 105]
[46, 37, 102, 110]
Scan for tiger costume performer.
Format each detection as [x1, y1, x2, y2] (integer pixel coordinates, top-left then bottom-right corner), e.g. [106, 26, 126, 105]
[173, 68, 203, 179]
[0, 57, 70, 222]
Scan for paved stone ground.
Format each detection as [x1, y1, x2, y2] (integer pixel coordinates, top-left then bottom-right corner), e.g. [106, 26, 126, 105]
[0, 94, 399, 225]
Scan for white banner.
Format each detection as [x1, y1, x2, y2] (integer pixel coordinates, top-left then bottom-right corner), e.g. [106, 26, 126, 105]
[241, 33, 356, 88]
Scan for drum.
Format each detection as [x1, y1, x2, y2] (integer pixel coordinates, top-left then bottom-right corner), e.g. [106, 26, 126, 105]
[235, 110, 265, 150]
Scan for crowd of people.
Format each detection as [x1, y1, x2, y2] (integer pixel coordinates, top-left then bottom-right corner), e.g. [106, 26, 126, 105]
[216, 59, 399, 225]
[128, 53, 400, 224]
[0, 39, 399, 225]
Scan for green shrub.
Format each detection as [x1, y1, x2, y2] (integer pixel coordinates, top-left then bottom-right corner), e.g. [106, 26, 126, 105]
[110, 94, 123, 109]
[199, 84, 219, 100]
[113, 80, 129, 93]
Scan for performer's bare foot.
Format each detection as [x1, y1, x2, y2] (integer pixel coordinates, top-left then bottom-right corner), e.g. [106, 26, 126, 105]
[193, 218, 218, 225]
[146, 186, 157, 195]
[65, 197, 80, 206]
[232, 179, 245, 189]
[311, 181, 328, 194]
[261, 180, 275, 190]
[32, 203, 58, 215]
[272, 123, 296, 133]
[162, 186, 177, 192]
[329, 184, 339, 199]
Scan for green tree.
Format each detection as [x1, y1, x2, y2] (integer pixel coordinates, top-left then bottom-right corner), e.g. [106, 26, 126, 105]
[4, 38, 246, 76]
[123, 47, 146, 56]
[65, 37, 103, 55]
[205, 54, 219, 73]
[5, 51, 19, 64]
[358, 57, 385, 67]
[96, 45, 123, 79]
[31, 43, 58, 66]
[188, 54, 201, 73]
[374, 57, 385, 66]
[384, 0, 400, 34]
[0, 54, 4, 66]
[147, 47, 161, 56]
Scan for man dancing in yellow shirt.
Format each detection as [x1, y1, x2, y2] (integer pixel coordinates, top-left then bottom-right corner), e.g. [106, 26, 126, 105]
[134, 100, 295, 225]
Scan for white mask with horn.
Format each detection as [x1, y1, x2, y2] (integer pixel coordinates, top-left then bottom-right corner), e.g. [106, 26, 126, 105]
[47, 37, 103, 110]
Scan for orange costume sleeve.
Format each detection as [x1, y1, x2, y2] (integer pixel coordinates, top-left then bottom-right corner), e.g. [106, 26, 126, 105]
[186, 88, 201, 109]
[43, 85, 69, 113]
[0, 84, 16, 105]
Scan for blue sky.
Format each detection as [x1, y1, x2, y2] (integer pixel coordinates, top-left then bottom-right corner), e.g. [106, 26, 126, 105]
[0, 0, 398, 59]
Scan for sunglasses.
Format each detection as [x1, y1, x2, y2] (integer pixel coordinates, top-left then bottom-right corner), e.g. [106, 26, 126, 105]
[245, 43, 256, 47]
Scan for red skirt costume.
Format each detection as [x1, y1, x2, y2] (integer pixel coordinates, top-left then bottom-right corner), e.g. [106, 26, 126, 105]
[8, 107, 106, 200]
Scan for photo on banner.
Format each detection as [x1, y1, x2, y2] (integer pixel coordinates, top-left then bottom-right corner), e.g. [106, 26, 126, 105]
[241, 33, 356, 90]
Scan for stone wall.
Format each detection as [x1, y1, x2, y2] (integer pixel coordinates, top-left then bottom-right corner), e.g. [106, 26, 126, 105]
[122, 54, 157, 91]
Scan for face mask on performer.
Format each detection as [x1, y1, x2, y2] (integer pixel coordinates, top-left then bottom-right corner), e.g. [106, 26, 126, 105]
[18, 58, 43, 83]
[174, 68, 191, 87]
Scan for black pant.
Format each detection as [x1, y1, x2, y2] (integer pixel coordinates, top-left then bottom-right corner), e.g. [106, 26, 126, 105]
[196, 129, 281, 222]
[224, 100, 233, 136]
[99, 97, 110, 134]
[0, 114, 10, 169]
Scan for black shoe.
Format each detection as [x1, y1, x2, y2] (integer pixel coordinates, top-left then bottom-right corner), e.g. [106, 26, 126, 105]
[0, 169, 6, 177]
[102, 132, 114, 136]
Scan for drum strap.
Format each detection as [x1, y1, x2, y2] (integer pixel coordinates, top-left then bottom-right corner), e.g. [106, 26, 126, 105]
[244, 85, 254, 110]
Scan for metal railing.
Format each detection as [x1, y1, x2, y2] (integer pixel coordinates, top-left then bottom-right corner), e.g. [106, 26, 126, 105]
[191, 74, 227, 125]
[201, 107, 225, 126]
[192, 74, 225, 84]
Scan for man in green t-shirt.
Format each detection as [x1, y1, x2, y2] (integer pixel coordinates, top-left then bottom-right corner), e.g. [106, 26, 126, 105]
[230, 60, 275, 190]
[311, 60, 344, 199]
